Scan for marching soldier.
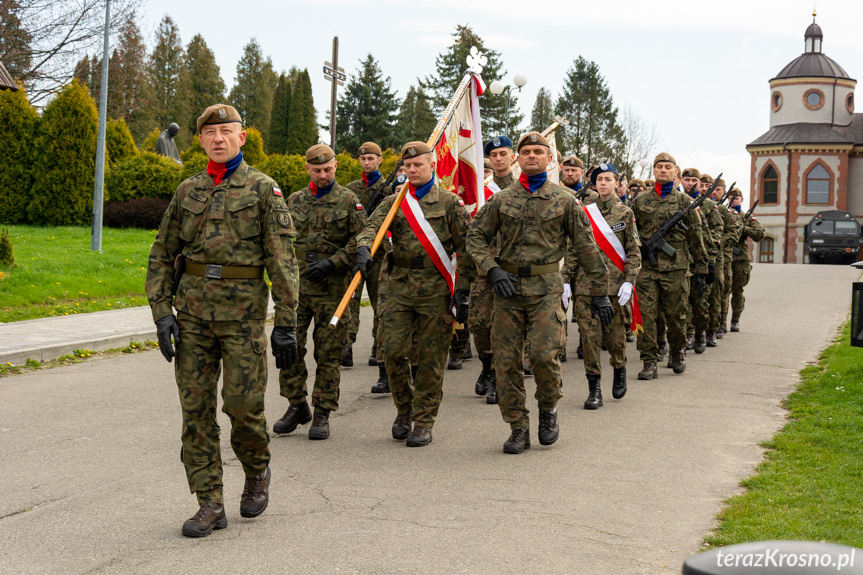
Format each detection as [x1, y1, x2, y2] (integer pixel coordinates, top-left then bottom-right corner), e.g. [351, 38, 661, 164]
[711, 177, 739, 336]
[471, 136, 516, 403]
[565, 163, 641, 409]
[273, 144, 367, 441]
[344, 142, 392, 387]
[728, 189, 764, 331]
[632, 153, 708, 379]
[468, 131, 610, 455]
[146, 104, 299, 537]
[703, 174, 741, 344]
[354, 141, 474, 447]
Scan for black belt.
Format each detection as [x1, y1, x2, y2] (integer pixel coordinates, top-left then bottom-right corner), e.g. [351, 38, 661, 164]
[392, 256, 436, 269]
[295, 249, 335, 263]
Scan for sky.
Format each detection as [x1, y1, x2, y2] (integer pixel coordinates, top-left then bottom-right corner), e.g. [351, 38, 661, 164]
[140, 0, 863, 194]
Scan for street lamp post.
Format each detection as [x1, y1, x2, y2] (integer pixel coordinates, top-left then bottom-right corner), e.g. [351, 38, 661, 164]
[489, 74, 527, 139]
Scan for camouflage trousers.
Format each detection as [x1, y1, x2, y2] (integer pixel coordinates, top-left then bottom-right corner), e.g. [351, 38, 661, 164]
[720, 258, 733, 329]
[450, 323, 470, 357]
[687, 278, 711, 334]
[377, 265, 419, 366]
[347, 255, 383, 347]
[175, 312, 270, 504]
[493, 293, 566, 430]
[380, 291, 452, 428]
[468, 274, 494, 360]
[731, 261, 752, 322]
[636, 268, 690, 362]
[279, 293, 349, 413]
[707, 257, 726, 333]
[574, 295, 629, 375]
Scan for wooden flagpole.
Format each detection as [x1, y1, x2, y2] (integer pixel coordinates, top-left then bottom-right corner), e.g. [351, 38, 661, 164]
[329, 74, 476, 328]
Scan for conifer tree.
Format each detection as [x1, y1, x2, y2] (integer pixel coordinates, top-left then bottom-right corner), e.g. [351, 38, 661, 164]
[285, 69, 318, 154]
[0, 86, 38, 224]
[335, 54, 399, 153]
[106, 118, 137, 165]
[185, 34, 226, 136]
[146, 16, 189, 147]
[229, 38, 277, 143]
[530, 87, 555, 133]
[393, 85, 437, 144]
[268, 73, 291, 154]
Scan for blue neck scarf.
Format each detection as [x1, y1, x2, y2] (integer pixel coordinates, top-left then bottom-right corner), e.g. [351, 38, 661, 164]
[731, 204, 741, 213]
[409, 178, 434, 200]
[520, 172, 547, 194]
[655, 181, 675, 199]
[310, 180, 335, 199]
[225, 151, 243, 179]
[568, 181, 583, 193]
[363, 170, 381, 188]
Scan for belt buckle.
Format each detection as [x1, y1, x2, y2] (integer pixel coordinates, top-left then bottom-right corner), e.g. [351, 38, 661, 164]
[305, 252, 318, 262]
[204, 264, 223, 279]
[518, 265, 531, 277]
[410, 257, 424, 269]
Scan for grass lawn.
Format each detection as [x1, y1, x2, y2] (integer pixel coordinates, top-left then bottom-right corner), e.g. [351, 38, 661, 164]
[705, 322, 863, 548]
[0, 225, 155, 322]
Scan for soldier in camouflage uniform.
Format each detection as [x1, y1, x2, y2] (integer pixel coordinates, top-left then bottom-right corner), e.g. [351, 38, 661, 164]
[146, 104, 298, 537]
[703, 175, 742, 344]
[468, 132, 610, 455]
[728, 189, 765, 331]
[632, 153, 708, 380]
[273, 144, 367, 441]
[713, 179, 740, 335]
[469, 136, 516, 403]
[563, 163, 641, 409]
[354, 141, 475, 447]
[343, 142, 392, 382]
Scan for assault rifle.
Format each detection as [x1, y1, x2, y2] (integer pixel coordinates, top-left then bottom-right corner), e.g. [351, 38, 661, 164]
[640, 172, 723, 267]
[722, 181, 736, 204]
[732, 199, 760, 254]
[364, 163, 402, 216]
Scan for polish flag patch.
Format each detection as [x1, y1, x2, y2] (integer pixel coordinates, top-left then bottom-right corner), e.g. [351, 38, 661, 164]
[356, 203, 363, 210]
[273, 187, 282, 196]
[458, 199, 465, 206]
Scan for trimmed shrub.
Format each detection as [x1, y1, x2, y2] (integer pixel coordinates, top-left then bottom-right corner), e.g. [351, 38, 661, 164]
[257, 154, 308, 194]
[181, 152, 208, 180]
[103, 197, 170, 229]
[28, 80, 98, 225]
[335, 152, 362, 187]
[106, 152, 184, 203]
[106, 118, 138, 164]
[181, 135, 204, 163]
[242, 126, 266, 167]
[0, 86, 39, 224]
[142, 128, 161, 153]
[0, 228, 16, 267]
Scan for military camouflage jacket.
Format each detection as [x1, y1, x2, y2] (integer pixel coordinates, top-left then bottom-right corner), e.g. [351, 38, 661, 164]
[146, 160, 298, 327]
[345, 175, 389, 215]
[732, 213, 765, 262]
[357, 185, 475, 298]
[566, 185, 598, 206]
[479, 171, 515, 266]
[468, 178, 608, 297]
[288, 182, 367, 296]
[723, 207, 743, 260]
[568, 196, 641, 296]
[631, 188, 708, 274]
[687, 194, 722, 264]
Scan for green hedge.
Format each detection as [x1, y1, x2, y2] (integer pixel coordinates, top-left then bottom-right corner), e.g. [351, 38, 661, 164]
[106, 118, 137, 165]
[106, 152, 184, 203]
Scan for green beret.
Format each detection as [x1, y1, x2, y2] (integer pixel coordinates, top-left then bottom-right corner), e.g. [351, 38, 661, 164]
[714, 178, 726, 187]
[516, 131, 550, 151]
[197, 104, 242, 133]
[699, 174, 714, 184]
[681, 167, 700, 178]
[653, 152, 676, 166]
[305, 144, 335, 164]
[562, 155, 584, 168]
[400, 141, 433, 160]
[729, 188, 743, 199]
[358, 142, 382, 157]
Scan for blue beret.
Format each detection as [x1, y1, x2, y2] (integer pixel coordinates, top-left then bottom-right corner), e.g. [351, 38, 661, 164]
[484, 136, 513, 156]
[590, 162, 619, 185]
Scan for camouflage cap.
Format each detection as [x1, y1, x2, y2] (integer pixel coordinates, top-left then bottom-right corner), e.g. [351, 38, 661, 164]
[516, 131, 550, 151]
[714, 177, 726, 187]
[197, 104, 242, 133]
[653, 152, 676, 166]
[562, 155, 584, 168]
[400, 141, 433, 160]
[681, 167, 700, 178]
[305, 143, 335, 164]
[699, 173, 714, 184]
[629, 178, 644, 188]
[358, 142, 382, 157]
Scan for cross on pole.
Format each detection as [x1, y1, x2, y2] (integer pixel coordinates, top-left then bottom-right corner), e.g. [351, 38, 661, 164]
[323, 36, 345, 151]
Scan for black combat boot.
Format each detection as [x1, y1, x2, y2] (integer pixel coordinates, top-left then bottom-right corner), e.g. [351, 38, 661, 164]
[503, 428, 531, 454]
[686, 334, 695, 351]
[308, 410, 330, 440]
[273, 401, 312, 434]
[626, 329, 635, 343]
[340, 345, 353, 367]
[706, 332, 718, 347]
[239, 467, 270, 518]
[584, 374, 603, 410]
[537, 409, 559, 445]
[447, 353, 463, 370]
[368, 344, 378, 366]
[560, 347, 567, 362]
[462, 341, 473, 360]
[576, 344, 583, 360]
[371, 364, 389, 393]
[182, 502, 227, 537]
[406, 424, 432, 447]
[694, 332, 706, 354]
[392, 410, 412, 440]
[730, 321, 740, 332]
[670, 349, 686, 374]
[475, 356, 492, 396]
[486, 373, 498, 404]
[612, 367, 627, 399]
[657, 341, 669, 361]
[716, 327, 725, 339]
[638, 361, 658, 380]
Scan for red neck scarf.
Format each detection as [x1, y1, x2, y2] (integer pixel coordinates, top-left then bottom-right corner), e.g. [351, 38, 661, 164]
[206, 160, 227, 185]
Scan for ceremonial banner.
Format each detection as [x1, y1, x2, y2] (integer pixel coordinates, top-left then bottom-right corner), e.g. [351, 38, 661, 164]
[583, 203, 644, 333]
[435, 75, 485, 214]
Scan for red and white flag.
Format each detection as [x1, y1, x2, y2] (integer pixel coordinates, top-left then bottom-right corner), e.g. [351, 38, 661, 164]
[400, 185, 457, 295]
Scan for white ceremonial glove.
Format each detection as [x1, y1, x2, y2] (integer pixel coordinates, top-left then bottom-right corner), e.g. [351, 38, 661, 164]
[617, 282, 633, 306]
[562, 283, 572, 310]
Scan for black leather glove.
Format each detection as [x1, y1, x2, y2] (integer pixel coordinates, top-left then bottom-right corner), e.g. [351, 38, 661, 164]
[590, 295, 614, 327]
[706, 262, 716, 284]
[450, 288, 470, 323]
[155, 315, 181, 363]
[303, 258, 335, 282]
[487, 266, 516, 298]
[353, 246, 373, 280]
[693, 274, 707, 294]
[271, 326, 298, 370]
[392, 174, 408, 193]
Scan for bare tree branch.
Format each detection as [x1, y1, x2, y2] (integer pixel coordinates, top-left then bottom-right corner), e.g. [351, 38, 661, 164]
[620, 105, 662, 179]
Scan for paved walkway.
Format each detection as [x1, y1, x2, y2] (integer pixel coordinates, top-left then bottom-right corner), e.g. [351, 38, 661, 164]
[0, 264, 858, 574]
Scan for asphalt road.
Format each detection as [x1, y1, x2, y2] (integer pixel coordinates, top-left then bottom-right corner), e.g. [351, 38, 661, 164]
[0, 263, 857, 574]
